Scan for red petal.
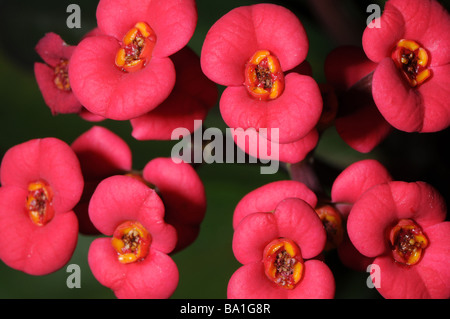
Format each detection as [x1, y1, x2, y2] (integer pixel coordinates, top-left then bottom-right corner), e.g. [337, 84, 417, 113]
[287, 260, 335, 299]
[324, 45, 377, 92]
[273, 198, 326, 259]
[220, 73, 322, 144]
[232, 212, 278, 265]
[372, 58, 425, 132]
[232, 127, 319, 164]
[88, 238, 179, 299]
[331, 159, 392, 218]
[416, 64, 450, 132]
[143, 158, 206, 252]
[233, 180, 317, 229]
[71, 126, 132, 179]
[227, 262, 287, 299]
[96, 0, 197, 58]
[35, 32, 75, 67]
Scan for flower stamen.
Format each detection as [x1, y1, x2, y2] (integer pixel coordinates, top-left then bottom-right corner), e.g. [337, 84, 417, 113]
[111, 221, 151, 264]
[244, 50, 285, 100]
[26, 180, 55, 226]
[54, 59, 71, 91]
[263, 238, 303, 289]
[315, 204, 344, 251]
[115, 22, 157, 73]
[392, 39, 431, 87]
[389, 219, 428, 266]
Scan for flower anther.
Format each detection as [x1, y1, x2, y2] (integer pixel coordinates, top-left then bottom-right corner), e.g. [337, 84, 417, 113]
[115, 22, 157, 73]
[263, 238, 304, 289]
[391, 39, 431, 87]
[26, 180, 55, 226]
[111, 220, 152, 264]
[244, 50, 285, 100]
[389, 219, 428, 266]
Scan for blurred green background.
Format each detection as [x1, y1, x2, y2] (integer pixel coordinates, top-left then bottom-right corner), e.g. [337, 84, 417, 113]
[0, 0, 448, 299]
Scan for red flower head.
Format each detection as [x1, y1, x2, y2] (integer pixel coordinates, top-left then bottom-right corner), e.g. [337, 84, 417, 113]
[347, 181, 450, 299]
[201, 4, 322, 162]
[363, 0, 450, 132]
[69, 0, 198, 120]
[0, 138, 84, 275]
[131, 46, 218, 140]
[71, 126, 206, 252]
[324, 46, 393, 153]
[228, 198, 335, 299]
[88, 175, 178, 299]
[34, 33, 83, 115]
[331, 159, 392, 271]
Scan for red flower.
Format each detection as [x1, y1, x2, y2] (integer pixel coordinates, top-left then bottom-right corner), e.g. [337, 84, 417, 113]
[347, 181, 450, 299]
[131, 46, 218, 140]
[201, 4, 322, 162]
[71, 126, 206, 252]
[88, 175, 178, 299]
[363, 0, 450, 132]
[324, 46, 393, 153]
[228, 198, 334, 299]
[331, 159, 392, 271]
[34, 33, 83, 115]
[0, 138, 84, 275]
[69, 0, 197, 120]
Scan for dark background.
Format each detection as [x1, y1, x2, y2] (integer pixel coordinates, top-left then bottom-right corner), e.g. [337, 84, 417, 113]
[0, 0, 448, 299]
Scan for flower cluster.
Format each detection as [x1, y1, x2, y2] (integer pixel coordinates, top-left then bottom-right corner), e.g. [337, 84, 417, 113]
[1, 0, 449, 300]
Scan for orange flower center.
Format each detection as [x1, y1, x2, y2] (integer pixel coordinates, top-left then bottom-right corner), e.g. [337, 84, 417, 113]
[391, 39, 431, 88]
[263, 238, 304, 289]
[54, 59, 71, 91]
[111, 221, 151, 264]
[115, 22, 157, 73]
[315, 204, 344, 251]
[244, 50, 285, 100]
[26, 180, 55, 226]
[389, 219, 428, 266]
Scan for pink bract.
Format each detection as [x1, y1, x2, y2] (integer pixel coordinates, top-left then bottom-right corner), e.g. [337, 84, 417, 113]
[362, 0, 450, 132]
[228, 198, 334, 299]
[232, 180, 318, 230]
[88, 175, 178, 299]
[69, 0, 197, 120]
[131, 46, 218, 140]
[347, 181, 450, 298]
[324, 46, 393, 152]
[0, 138, 83, 275]
[71, 126, 132, 234]
[34, 33, 83, 115]
[201, 3, 322, 147]
[331, 159, 392, 271]
[143, 157, 207, 253]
